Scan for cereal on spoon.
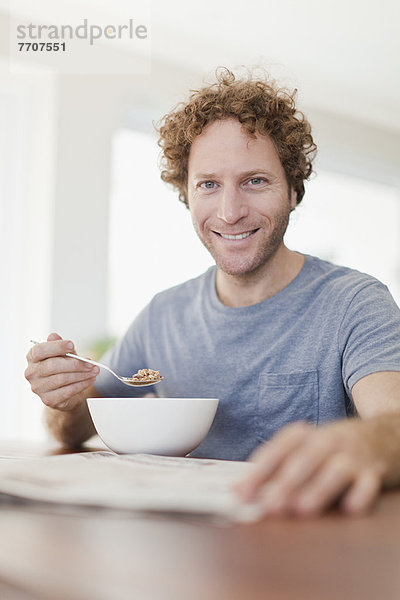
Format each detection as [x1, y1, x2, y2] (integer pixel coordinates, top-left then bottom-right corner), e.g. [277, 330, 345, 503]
[127, 369, 163, 385]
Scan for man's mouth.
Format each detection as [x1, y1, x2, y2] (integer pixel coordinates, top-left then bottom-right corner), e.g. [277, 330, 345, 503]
[215, 229, 259, 240]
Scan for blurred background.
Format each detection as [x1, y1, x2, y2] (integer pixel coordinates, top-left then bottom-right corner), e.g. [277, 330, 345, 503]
[0, 0, 399, 442]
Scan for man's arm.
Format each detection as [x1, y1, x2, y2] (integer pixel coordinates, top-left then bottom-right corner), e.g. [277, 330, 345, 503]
[234, 371, 400, 518]
[44, 384, 99, 448]
[351, 370, 400, 418]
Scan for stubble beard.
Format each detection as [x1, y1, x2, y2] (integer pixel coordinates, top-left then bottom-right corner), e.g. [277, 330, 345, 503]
[193, 209, 291, 278]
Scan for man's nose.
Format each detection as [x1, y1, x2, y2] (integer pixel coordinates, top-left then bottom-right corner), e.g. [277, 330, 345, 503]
[216, 185, 249, 224]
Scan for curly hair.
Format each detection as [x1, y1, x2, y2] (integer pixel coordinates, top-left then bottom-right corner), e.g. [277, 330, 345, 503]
[156, 67, 317, 207]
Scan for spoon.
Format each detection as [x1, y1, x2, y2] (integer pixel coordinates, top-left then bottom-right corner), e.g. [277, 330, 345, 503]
[30, 340, 163, 387]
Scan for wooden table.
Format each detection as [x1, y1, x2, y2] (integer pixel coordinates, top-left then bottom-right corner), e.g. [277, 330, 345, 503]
[1, 442, 400, 600]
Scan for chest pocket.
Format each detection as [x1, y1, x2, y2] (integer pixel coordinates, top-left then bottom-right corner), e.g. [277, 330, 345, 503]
[256, 370, 319, 442]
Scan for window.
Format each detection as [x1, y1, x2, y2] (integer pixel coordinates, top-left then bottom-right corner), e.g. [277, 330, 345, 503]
[108, 128, 213, 337]
[285, 171, 400, 305]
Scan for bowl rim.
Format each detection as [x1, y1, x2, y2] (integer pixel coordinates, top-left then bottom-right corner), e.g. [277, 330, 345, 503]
[87, 397, 219, 402]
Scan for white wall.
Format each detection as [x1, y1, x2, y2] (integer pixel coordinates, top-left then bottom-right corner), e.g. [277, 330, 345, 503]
[0, 59, 57, 440]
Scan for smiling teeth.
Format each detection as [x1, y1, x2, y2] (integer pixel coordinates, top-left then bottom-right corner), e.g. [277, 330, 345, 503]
[220, 232, 253, 240]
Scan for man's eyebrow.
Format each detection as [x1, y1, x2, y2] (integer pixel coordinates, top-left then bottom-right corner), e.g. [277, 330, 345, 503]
[192, 169, 272, 180]
[238, 170, 271, 178]
[192, 172, 218, 180]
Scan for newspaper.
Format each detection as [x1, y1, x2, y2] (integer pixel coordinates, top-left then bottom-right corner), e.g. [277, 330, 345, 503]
[0, 451, 264, 522]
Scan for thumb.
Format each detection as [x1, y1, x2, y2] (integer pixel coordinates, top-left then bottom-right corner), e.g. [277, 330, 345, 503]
[47, 332, 63, 342]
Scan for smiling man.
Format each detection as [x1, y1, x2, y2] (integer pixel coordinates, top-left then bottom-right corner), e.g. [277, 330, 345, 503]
[187, 118, 302, 306]
[25, 68, 400, 518]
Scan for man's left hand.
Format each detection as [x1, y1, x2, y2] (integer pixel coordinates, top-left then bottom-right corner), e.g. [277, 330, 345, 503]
[234, 420, 388, 518]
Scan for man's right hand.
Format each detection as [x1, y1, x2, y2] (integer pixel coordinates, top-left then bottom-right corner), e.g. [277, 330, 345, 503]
[25, 332, 100, 412]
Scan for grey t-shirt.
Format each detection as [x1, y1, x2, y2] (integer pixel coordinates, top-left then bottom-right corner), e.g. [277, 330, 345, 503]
[94, 255, 400, 460]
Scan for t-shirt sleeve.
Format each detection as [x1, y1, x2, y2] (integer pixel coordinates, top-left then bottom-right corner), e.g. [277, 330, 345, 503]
[339, 280, 400, 396]
[93, 303, 151, 398]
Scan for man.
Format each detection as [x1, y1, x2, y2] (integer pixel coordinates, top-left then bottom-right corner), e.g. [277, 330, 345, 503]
[25, 68, 400, 518]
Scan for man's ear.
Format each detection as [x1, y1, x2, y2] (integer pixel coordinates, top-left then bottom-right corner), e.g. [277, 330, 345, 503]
[289, 186, 297, 211]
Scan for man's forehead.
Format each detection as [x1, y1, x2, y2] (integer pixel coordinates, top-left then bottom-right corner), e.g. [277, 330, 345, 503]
[188, 119, 282, 174]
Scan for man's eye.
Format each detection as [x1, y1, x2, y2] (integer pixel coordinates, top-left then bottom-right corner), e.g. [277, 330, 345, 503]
[200, 181, 216, 189]
[248, 177, 265, 185]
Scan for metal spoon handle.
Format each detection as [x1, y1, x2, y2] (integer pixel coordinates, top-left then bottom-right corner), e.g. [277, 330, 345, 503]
[65, 352, 119, 378]
[30, 340, 161, 387]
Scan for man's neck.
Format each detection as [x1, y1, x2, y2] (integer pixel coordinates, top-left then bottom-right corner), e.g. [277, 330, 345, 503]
[215, 247, 305, 308]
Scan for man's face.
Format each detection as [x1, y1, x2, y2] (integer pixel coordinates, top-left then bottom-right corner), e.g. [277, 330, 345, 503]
[187, 119, 297, 277]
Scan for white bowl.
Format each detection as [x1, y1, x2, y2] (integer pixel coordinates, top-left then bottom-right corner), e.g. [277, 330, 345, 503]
[87, 397, 219, 456]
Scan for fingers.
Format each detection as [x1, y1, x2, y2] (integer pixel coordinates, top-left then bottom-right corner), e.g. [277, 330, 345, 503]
[47, 332, 63, 342]
[25, 333, 99, 412]
[234, 422, 312, 501]
[28, 337, 74, 363]
[292, 458, 383, 517]
[31, 370, 99, 395]
[37, 356, 97, 377]
[41, 376, 99, 411]
[340, 468, 383, 515]
[26, 344, 97, 381]
[290, 453, 357, 516]
[236, 425, 337, 516]
[234, 421, 385, 519]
